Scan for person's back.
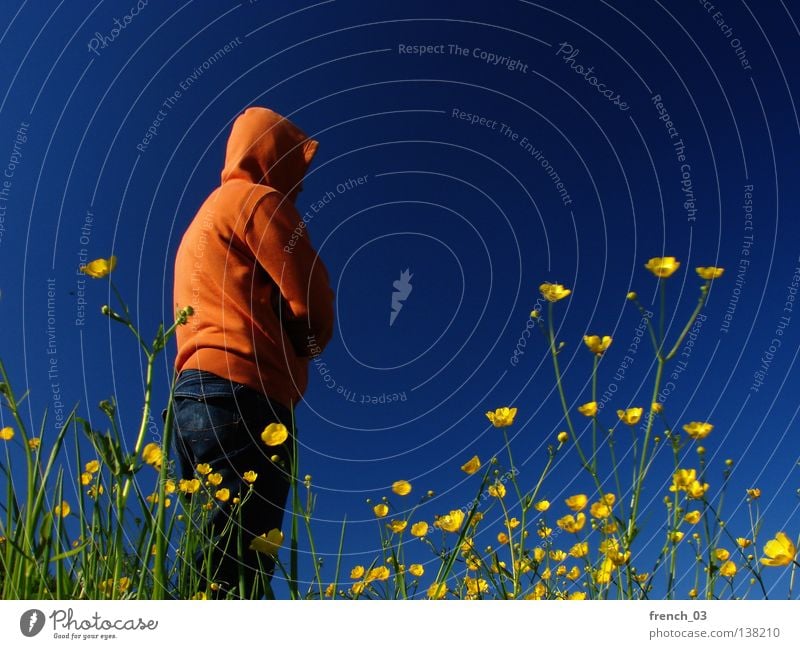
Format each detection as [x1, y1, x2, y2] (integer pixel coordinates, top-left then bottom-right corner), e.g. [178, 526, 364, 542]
[171, 107, 334, 598]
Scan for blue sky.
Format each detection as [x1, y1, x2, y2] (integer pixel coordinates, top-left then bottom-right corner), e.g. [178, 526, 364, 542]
[1, 0, 799, 598]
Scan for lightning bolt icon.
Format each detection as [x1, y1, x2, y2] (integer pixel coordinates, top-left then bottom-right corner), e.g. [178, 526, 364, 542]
[390, 268, 413, 326]
[28, 611, 38, 632]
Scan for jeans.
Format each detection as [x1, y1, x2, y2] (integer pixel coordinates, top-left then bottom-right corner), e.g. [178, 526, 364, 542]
[170, 369, 295, 598]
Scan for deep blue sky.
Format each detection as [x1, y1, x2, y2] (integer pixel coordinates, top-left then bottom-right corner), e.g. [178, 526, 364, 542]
[1, 0, 799, 597]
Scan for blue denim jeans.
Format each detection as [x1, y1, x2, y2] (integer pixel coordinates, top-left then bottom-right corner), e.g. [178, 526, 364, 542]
[171, 369, 295, 598]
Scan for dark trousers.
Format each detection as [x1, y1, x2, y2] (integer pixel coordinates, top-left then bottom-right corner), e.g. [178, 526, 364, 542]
[170, 369, 295, 598]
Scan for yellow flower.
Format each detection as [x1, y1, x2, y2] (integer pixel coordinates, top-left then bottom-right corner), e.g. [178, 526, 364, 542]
[539, 282, 572, 302]
[696, 266, 724, 280]
[324, 584, 335, 598]
[350, 581, 366, 596]
[688, 588, 698, 598]
[644, 256, 680, 278]
[485, 407, 518, 427]
[434, 510, 465, 533]
[409, 564, 424, 577]
[670, 468, 698, 491]
[568, 591, 586, 600]
[556, 513, 586, 533]
[392, 480, 412, 496]
[599, 538, 619, 555]
[85, 460, 100, 474]
[549, 549, 567, 562]
[533, 547, 546, 562]
[427, 582, 446, 599]
[465, 577, 489, 596]
[350, 565, 364, 579]
[215, 488, 230, 502]
[196, 463, 212, 476]
[594, 558, 615, 584]
[28, 437, 41, 450]
[206, 473, 223, 487]
[565, 494, 588, 512]
[626, 291, 637, 300]
[80, 472, 92, 486]
[583, 335, 613, 355]
[590, 502, 612, 519]
[497, 532, 509, 545]
[387, 520, 407, 534]
[507, 517, 520, 529]
[526, 583, 547, 600]
[141, 442, 162, 468]
[178, 478, 201, 494]
[746, 488, 761, 499]
[540, 568, 551, 580]
[373, 503, 389, 518]
[461, 455, 481, 475]
[54, 501, 71, 518]
[682, 421, 713, 440]
[243, 470, 258, 483]
[249, 529, 284, 557]
[411, 521, 428, 537]
[145, 493, 171, 508]
[760, 532, 796, 567]
[557, 431, 569, 444]
[651, 402, 663, 414]
[609, 550, 630, 566]
[686, 480, 710, 500]
[718, 561, 737, 577]
[261, 422, 288, 446]
[533, 500, 550, 512]
[164, 480, 176, 495]
[87, 484, 104, 499]
[0, 426, 14, 441]
[714, 548, 730, 561]
[488, 483, 506, 499]
[633, 573, 649, 583]
[669, 531, 684, 543]
[569, 542, 589, 558]
[737, 538, 752, 549]
[601, 493, 616, 506]
[617, 407, 644, 425]
[684, 510, 701, 525]
[577, 401, 598, 417]
[366, 566, 390, 582]
[603, 522, 618, 534]
[118, 577, 131, 592]
[537, 526, 552, 539]
[80, 255, 117, 279]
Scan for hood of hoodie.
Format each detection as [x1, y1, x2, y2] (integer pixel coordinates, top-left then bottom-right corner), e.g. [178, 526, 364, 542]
[220, 107, 318, 195]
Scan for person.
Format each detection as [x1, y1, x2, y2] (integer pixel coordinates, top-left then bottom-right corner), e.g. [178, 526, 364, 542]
[170, 106, 335, 598]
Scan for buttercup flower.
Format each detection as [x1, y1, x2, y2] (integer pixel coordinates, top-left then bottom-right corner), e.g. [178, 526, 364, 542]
[465, 576, 489, 596]
[760, 532, 796, 567]
[427, 582, 446, 599]
[350, 565, 364, 579]
[215, 488, 230, 502]
[557, 431, 569, 443]
[243, 470, 258, 483]
[684, 510, 701, 525]
[80, 255, 117, 279]
[28, 438, 41, 450]
[507, 518, 520, 529]
[366, 566, 390, 582]
[568, 589, 586, 598]
[686, 480, 710, 500]
[669, 531, 684, 543]
[746, 488, 761, 500]
[737, 538, 752, 549]
[250, 529, 284, 557]
[569, 542, 589, 558]
[683, 422, 713, 440]
[645, 256, 680, 278]
[85, 460, 100, 474]
[206, 473, 223, 487]
[388, 520, 407, 534]
[670, 468, 698, 492]
[392, 480, 412, 496]
[141, 443, 162, 468]
[80, 472, 92, 486]
[373, 503, 389, 518]
[411, 521, 428, 537]
[718, 561, 737, 577]
[577, 402, 598, 417]
[261, 422, 289, 446]
[196, 463, 212, 476]
[0, 426, 14, 441]
[178, 478, 201, 494]
[434, 510, 465, 533]
[696, 267, 724, 280]
[488, 483, 506, 499]
[164, 480, 176, 495]
[714, 548, 730, 562]
[540, 282, 572, 302]
[590, 502, 612, 519]
[565, 494, 588, 512]
[533, 500, 550, 512]
[350, 581, 366, 596]
[651, 402, 663, 414]
[617, 407, 644, 426]
[583, 335, 613, 355]
[54, 501, 70, 518]
[409, 564, 424, 577]
[557, 513, 586, 533]
[497, 532, 509, 545]
[485, 407, 518, 427]
[461, 455, 481, 475]
[626, 291, 637, 300]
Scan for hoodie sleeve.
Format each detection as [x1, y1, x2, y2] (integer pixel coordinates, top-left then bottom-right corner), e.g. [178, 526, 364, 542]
[243, 192, 335, 354]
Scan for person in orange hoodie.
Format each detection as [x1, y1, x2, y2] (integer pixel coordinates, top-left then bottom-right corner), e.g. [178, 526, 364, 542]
[171, 107, 334, 598]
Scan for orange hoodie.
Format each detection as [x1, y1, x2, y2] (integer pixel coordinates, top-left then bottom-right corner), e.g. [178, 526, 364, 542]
[173, 107, 335, 409]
